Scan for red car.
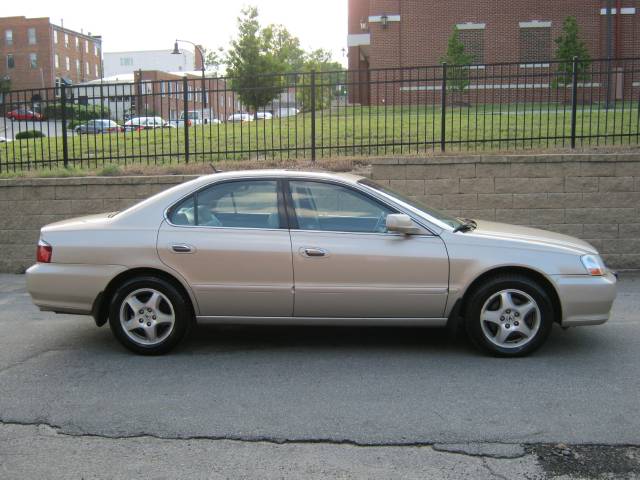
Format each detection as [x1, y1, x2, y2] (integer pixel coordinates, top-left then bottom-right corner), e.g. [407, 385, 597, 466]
[6, 109, 44, 121]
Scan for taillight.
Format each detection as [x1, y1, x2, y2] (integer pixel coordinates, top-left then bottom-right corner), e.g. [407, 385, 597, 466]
[36, 239, 52, 263]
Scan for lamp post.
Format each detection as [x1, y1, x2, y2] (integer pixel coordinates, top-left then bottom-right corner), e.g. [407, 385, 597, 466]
[172, 39, 207, 108]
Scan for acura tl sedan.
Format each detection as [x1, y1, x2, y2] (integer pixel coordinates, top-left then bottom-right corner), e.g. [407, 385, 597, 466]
[26, 170, 617, 356]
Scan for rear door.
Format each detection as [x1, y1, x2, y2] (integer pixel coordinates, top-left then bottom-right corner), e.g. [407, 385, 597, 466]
[286, 180, 449, 319]
[158, 179, 293, 317]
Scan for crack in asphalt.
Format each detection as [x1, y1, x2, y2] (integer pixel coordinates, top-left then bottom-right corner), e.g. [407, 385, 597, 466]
[0, 349, 61, 375]
[0, 419, 528, 459]
[481, 458, 511, 480]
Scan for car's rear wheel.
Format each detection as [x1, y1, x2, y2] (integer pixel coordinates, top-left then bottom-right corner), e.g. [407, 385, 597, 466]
[464, 274, 554, 357]
[108, 276, 193, 355]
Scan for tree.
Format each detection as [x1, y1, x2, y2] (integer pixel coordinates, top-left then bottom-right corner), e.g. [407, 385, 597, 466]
[225, 7, 292, 117]
[554, 16, 592, 85]
[296, 49, 344, 111]
[202, 47, 224, 75]
[261, 24, 305, 72]
[439, 26, 473, 104]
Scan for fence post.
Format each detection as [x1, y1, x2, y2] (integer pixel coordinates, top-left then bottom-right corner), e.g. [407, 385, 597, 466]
[310, 69, 317, 162]
[440, 63, 447, 152]
[183, 76, 190, 163]
[60, 84, 69, 168]
[570, 56, 578, 149]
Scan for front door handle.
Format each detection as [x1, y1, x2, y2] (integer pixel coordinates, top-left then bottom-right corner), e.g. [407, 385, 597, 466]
[171, 244, 195, 254]
[300, 247, 328, 258]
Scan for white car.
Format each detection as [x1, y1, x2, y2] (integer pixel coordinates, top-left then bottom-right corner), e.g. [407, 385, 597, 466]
[0, 136, 11, 143]
[227, 113, 253, 122]
[171, 110, 221, 128]
[255, 111, 273, 120]
[124, 117, 173, 131]
[275, 107, 300, 118]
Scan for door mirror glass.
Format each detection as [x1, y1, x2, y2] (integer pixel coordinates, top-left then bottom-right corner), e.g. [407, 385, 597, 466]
[386, 214, 420, 234]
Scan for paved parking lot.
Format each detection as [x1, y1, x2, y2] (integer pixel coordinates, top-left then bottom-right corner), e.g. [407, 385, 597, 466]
[1, 272, 640, 478]
[0, 119, 65, 140]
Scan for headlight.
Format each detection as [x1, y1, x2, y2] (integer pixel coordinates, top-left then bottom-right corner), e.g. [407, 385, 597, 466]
[581, 254, 606, 276]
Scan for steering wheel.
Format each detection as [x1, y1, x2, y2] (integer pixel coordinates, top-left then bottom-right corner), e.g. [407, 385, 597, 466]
[373, 212, 387, 233]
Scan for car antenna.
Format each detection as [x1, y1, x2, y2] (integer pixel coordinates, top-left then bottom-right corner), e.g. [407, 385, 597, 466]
[209, 163, 222, 173]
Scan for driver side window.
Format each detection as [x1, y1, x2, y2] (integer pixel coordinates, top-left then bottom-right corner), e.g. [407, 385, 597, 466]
[289, 181, 394, 233]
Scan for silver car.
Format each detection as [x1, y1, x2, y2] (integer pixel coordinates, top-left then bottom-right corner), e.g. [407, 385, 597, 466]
[26, 170, 617, 356]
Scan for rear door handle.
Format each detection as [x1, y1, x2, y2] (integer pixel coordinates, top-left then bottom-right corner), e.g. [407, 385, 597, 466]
[171, 244, 195, 254]
[300, 247, 328, 258]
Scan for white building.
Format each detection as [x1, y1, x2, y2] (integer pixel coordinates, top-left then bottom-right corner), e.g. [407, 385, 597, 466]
[103, 49, 195, 77]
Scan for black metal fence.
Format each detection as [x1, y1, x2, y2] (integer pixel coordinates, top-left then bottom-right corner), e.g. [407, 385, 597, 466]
[0, 57, 639, 172]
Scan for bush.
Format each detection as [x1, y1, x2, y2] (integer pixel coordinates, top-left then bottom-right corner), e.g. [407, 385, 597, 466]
[15, 130, 46, 140]
[43, 103, 110, 122]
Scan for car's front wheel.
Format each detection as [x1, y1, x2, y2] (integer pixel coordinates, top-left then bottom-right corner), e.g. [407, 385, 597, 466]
[464, 274, 554, 357]
[108, 276, 193, 355]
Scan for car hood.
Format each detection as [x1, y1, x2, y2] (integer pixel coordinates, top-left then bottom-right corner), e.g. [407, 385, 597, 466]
[468, 220, 598, 255]
[41, 212, 115, 232]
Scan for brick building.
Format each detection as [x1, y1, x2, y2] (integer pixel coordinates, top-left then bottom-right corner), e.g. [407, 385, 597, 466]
[0, 16, 102, 94]
[347, 0, 640, 104]
[76, 70, 238, 122]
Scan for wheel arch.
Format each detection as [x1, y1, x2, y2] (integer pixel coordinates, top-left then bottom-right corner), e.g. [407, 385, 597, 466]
[92, 267, 198, 327]
[458, 266, 563, 324]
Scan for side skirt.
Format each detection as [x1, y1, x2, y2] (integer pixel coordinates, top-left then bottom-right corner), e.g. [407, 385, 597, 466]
[195, 316, 448, 327]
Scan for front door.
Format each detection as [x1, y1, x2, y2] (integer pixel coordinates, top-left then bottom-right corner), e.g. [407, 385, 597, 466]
[157, 179, 293, 317]
[286, 180, 449, 319]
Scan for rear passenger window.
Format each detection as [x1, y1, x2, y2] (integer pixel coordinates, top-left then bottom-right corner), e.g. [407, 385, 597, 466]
[168, 180, 281, 229]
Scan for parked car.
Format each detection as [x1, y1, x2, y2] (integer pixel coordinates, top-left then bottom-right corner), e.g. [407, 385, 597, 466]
[0, 136, 11, 143]
[6, 109, 43, 121]
[227, 112, 253, 122]
[124, 117, 173, 131]
[274, 107, 299, 118]
[26, 170, 617, 356]
[255, 111, 273, 120]
[74, 119, 123, 134]
[171, 110, 221, 128]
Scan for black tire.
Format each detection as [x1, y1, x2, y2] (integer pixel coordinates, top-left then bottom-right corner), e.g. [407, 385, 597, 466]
[108, 276, 193, 355]
[464, 274, 554, 357]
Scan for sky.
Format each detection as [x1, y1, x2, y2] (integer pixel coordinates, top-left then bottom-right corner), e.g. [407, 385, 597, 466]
[6, 0, 348, 65]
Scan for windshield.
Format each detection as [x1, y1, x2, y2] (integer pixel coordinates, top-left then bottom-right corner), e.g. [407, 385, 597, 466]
[359, 178, 464, 229]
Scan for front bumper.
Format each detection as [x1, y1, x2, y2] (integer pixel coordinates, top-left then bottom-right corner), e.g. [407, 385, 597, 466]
[26, 263, 126, 315]
[552, 271, 617, 327]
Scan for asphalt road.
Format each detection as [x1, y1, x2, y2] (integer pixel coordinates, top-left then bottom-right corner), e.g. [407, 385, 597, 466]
[0, 119, 65, 140]
[1, 272, 639, 478]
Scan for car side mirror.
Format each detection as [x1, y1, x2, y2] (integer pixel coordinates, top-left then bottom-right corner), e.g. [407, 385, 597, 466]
[386, 214, 420, 235]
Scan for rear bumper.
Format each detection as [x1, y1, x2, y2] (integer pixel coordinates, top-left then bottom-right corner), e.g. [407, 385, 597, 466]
[26, 263, 126, 315]
[552, 272, 617, 327]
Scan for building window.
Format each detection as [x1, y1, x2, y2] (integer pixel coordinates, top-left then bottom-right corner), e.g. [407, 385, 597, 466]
[6, 54, 14, 69]
[457, 26, 485, 64]
[86, 62, 90, 75]
[76, 59, 81, 75]
[95, 64, 99, 77]
[66, 56, 70, 70]
[5, 30, 13, 46]
[120, 57, 133, 66]
[65, 33, 69, 47]
[94, 44, 99, 56]
[85, 40, 89, 53]
[519, 23, 552, 64]
[75, 36, 79, 49]
[30, 53, 38, 69]
[55, 54, 59, 68]
[28, 27, 37, 45]
[54, 29, 58, 44]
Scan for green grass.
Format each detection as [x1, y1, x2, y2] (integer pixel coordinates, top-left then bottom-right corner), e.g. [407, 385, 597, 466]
[1, 103, 639, 172]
